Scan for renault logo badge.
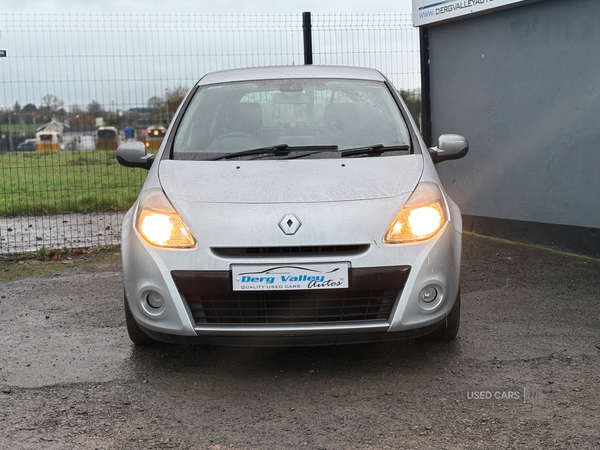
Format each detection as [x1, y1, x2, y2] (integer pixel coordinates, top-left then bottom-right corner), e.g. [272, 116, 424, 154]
[279, 214, 302, 235]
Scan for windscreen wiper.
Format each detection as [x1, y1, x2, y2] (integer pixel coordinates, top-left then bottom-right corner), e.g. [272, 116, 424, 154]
[340, 144, 410, 158]
[280, 146, 341, 159]
[210, 144, 338, 161]
[209, 143, 291, 160]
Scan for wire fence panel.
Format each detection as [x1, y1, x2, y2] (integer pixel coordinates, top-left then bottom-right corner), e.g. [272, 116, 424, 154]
[0, 12, 419, 257]
[312, 13, 420, 91]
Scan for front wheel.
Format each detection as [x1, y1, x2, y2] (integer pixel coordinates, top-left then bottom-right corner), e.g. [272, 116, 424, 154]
[124, 292, 160, 345]
[426, 288, 460, 340]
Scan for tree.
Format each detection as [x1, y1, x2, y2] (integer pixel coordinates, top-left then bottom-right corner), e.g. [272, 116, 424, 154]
[164, 86, 188, 123]
[69, 111, 95, 131]
[69, 104, 84, 114]
[87, 100, 105, 118]
[41, 94, 64, 111]
[147, 96, 164, 110]
[399, 89, 422, 130]
[22, 103, 37, 113]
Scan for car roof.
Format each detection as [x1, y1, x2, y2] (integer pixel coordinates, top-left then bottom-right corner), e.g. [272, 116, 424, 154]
[197, 65, 387, 86]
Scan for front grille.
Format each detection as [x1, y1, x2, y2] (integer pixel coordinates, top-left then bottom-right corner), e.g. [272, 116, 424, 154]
[211, 244, 370, 258]
[172, 266, 410, 326]
[184, 289, 398, 324]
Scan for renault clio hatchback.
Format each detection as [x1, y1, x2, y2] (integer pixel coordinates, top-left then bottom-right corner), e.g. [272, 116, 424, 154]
[117, 65, 468, 346]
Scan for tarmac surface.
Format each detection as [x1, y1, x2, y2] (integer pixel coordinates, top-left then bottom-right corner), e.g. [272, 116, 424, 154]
[0, 232, 599, 449]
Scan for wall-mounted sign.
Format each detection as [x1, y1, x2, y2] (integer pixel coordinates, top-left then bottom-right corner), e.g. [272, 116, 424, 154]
[0, 50, 6, 57]
[413, 0, 534, 26]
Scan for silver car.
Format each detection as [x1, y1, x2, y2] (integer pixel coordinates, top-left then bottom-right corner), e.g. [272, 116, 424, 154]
[117, 65, 468, 346]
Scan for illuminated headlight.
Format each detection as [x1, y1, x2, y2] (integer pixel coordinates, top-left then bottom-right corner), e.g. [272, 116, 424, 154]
[384, 182, 447, 243]
[135, 188, 197, 248]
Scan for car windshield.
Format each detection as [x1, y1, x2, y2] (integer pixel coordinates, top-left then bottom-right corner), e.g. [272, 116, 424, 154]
[97, 129, 117, 139]
[172, 78, 412, 160]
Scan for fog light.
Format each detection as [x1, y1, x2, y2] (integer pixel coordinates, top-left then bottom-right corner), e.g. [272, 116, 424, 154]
[419, 286, 438, 303]
[146, 292, 164, 309]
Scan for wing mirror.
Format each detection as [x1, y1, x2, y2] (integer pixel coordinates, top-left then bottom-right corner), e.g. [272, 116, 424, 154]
[429, 134, 469, 164]
[116, 141, 155, 170]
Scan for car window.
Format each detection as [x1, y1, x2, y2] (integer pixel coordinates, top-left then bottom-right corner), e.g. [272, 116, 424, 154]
[172, 78, 411, 159]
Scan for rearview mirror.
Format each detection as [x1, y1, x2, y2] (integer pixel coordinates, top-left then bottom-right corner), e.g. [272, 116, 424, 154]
[429, 134, 469, 163]
[116, 141, 155, 170]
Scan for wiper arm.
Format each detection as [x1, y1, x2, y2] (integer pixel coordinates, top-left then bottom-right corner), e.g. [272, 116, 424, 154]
[209, 143, 290, 160]
[210, 144, 338, 161]
[340, 144, 410, 158]
[280, 145, 339, 159]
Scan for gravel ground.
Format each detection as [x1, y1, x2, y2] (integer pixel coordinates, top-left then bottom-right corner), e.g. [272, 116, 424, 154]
[0, 212, 123, 255]
[1, 232, 599, 449]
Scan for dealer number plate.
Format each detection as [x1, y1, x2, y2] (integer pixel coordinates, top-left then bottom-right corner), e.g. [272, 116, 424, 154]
[232, 263, 349, 291]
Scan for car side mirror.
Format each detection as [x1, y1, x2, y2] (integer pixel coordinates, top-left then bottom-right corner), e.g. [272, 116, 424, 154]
[428, 134, 469, 164]
[116, 141, 155, 170]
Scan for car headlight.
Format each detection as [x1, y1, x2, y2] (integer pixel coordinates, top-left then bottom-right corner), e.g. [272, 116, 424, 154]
[135, 188, 197, 248]
[384, 182, 447, 243]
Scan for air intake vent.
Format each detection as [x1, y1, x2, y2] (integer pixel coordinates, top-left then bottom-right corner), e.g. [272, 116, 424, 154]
[211, 244, 370, 258]
[184, 290, 398, 324]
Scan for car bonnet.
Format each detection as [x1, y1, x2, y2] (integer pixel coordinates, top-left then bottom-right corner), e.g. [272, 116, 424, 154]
[158, 154, 423, 206]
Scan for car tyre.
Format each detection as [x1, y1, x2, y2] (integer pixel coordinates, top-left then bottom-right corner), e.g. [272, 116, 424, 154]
[427, 287, 460, 340]
[124, 293, 159, 345]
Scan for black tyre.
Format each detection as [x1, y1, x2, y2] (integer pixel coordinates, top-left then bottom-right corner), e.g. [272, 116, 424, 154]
[124, 293, 159, 345]
[427, 287, 460, 340]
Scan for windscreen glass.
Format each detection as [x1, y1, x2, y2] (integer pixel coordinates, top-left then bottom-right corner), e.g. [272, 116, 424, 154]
[172, 78, 411, 159]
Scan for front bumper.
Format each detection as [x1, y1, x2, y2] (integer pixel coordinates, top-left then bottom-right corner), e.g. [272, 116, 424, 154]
[121, 210, 461, 346]
[137, 321, 444, 346]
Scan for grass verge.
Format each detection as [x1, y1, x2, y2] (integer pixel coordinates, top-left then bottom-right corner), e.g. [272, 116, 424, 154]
[0, 150, 147, 217]
[0, 247, 121, 284]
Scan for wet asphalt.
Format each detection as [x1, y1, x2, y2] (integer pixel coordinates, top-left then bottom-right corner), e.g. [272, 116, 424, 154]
[1, 232, 599, 449]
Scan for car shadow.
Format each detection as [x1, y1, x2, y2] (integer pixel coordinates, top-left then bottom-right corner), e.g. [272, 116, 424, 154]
[127, 337, 462, 383]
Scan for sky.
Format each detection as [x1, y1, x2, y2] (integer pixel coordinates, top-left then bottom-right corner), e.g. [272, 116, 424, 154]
[4, 0, 414, 14]
[1, 0, 418, 112]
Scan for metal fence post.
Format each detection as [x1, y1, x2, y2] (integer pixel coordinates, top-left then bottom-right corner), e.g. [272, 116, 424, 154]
[419, 26, 432, 147]
[303, 11, 313, 65]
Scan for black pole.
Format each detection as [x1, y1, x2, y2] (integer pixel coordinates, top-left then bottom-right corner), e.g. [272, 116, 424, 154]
[419, 26, 432, 147]
[302, 12, 313, 65]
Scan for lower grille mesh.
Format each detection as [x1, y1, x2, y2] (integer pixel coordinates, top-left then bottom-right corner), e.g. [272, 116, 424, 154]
[171, 266, 410, 326]
[184, 290, 398, 324]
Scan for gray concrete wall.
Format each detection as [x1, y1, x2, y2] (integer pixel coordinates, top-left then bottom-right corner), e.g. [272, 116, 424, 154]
[428, 0, 600, 228]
